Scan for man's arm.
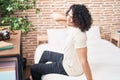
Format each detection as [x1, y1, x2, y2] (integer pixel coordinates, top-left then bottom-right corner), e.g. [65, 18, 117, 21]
[76, 47, 93, 80]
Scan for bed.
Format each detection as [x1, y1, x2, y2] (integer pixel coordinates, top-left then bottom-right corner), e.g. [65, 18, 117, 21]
[34, 27, 120, 80]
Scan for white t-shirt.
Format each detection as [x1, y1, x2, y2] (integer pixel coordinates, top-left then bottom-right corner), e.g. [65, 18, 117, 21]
[62, 26, 87, 76]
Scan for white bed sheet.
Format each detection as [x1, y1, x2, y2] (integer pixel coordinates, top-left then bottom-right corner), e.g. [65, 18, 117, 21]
[34, 39, 120, 80]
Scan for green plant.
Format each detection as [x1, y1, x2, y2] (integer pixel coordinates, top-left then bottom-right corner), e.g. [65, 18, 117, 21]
[0, 0, 39, 33]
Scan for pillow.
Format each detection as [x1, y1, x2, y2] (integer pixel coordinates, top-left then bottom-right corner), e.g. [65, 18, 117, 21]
[47, 27, 100, 45]
[47, 28, 67, 46]
[86, 26, 101, 40]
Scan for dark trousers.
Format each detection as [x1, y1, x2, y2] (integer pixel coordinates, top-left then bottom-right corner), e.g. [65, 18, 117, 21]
[30, 50, 68, 80]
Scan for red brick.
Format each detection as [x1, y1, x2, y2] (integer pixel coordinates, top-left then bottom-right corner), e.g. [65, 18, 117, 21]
[13, 0, 120, 65]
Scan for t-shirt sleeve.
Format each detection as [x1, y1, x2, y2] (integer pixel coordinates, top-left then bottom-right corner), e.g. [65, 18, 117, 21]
[73, 31, 87, 48]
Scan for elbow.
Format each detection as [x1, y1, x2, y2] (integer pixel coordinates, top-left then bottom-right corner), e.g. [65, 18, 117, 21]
[50, 13, 57, 19]
[50, 13, 66, 21]
[81, 59, 89, 65]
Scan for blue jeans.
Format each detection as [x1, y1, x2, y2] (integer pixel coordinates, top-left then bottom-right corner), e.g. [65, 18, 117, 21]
[30, 50, 68, 80]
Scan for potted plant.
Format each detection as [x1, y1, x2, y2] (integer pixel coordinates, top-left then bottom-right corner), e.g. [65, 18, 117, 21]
[0, 0, 39, 33]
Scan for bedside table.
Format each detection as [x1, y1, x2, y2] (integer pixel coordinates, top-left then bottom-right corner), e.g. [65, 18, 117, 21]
[0, 30, 23, 80]
[110, 31, 120, 48]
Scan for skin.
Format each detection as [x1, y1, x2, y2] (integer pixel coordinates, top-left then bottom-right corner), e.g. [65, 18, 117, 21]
[50, 10, 93, 80]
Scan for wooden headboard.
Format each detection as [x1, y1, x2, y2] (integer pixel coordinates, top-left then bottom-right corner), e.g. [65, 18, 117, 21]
[37, 35, 48, 45]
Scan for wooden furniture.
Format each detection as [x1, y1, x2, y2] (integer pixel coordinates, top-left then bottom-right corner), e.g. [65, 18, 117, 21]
[110, 31, 120, 48]
[100, 33, 106, 39]
[37, 35, 48, 45]
[0, 30, 23, 80]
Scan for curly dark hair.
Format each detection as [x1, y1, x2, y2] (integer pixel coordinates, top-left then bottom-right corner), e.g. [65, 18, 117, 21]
[66, 4, 93, 32]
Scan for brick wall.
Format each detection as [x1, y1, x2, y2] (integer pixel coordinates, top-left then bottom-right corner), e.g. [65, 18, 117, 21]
[22, 0, 120, 65]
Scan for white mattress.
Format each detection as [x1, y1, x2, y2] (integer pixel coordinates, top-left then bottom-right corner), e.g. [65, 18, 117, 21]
[34, 39, 120, 80]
